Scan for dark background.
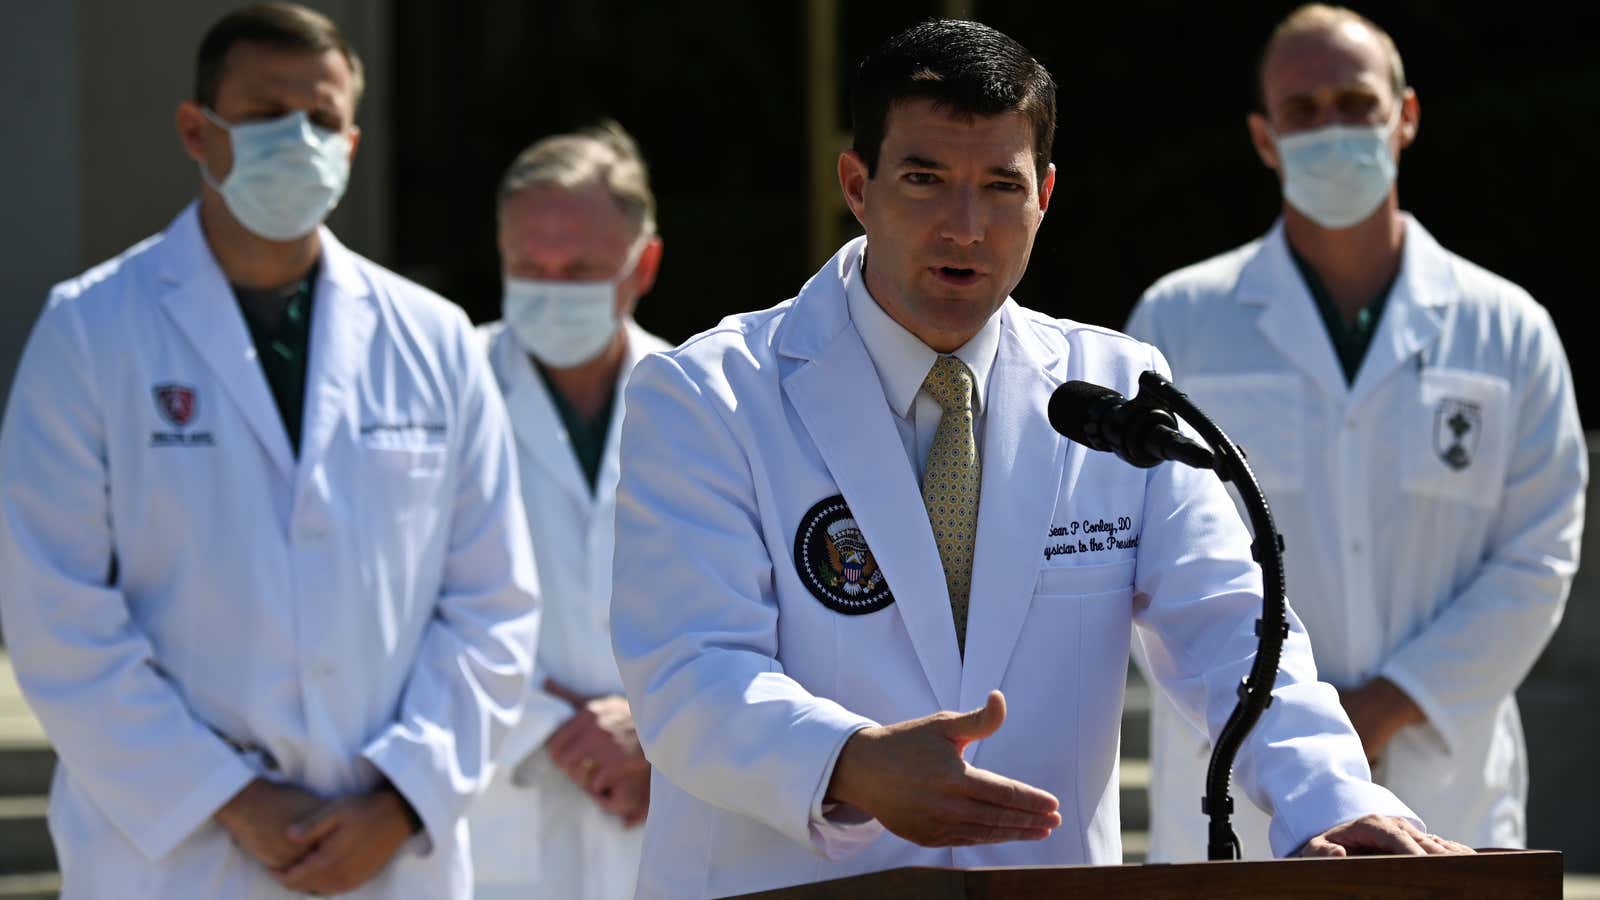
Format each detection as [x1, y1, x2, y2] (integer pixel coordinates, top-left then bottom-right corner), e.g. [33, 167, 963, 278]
[392, 1, 1600, 425]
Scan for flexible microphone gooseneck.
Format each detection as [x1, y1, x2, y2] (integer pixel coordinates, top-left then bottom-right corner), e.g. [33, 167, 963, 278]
[1048, 371, 1288, 862]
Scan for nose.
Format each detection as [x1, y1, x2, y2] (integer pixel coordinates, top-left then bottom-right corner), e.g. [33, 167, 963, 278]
[939, 189, 984, 246]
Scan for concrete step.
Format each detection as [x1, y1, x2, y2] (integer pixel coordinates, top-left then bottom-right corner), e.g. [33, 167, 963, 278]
[0, 795, 55, 875]
[0, 746, 54, 799]
[1121, 830, 1148, 864]
[1120, 672, 1151, 760]
[0, 654, 58, 880]
[0, 657, 45, 750]
[1119, 759, 1149, 833]
[0, 872, 59, 900]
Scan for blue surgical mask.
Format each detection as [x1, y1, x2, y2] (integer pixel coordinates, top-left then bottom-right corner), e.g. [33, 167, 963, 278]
[1272, 108, 1400, 230]
[502, 235, 648, 368]
[200, 108, 352, 241]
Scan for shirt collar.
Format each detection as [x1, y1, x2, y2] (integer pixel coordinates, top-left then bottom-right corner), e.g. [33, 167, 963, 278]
[844, 248, 1001, 418]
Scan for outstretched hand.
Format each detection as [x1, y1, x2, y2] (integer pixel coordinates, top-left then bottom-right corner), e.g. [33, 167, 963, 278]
[825, 690, 1061, 847]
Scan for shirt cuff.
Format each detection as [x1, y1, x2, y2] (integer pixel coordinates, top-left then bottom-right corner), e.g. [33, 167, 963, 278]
[805, 721, 883, 860]
[1269, 779, 1424, 858]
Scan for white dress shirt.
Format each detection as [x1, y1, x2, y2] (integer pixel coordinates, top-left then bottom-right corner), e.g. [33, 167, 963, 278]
[844, 254, 1000, 482]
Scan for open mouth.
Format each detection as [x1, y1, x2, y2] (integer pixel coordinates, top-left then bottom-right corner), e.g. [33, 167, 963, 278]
[932, 265, 984, 286]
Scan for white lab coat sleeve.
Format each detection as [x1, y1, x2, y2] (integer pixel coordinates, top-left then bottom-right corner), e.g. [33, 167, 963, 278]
[1122, 289, 1164, 349]
[611, 352, 881, 858]
[1130, 347, 1417, 857]
[362, 313, 540, 851]
[0, 296, 257, 862]
[493, 669, 574, 771]
[1378, 307, 1585, 755]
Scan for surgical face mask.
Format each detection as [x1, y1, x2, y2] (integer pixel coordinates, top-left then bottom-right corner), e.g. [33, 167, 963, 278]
[502, 236, 648, 368]
[1272, 107, 1400, 230]
[200, 108, 352, 241]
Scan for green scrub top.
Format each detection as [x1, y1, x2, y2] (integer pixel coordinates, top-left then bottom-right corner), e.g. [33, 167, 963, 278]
[1288, 247, 1399, 385]
[535, 362, 615, 493]
[233, 262, 317, 456]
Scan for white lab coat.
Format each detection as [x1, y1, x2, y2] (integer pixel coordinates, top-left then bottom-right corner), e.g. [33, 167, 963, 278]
[0, 204, 540, 899]
[1127, 215, 1585, 860]
[610, 237, 1416, 899]
[466, 320, 668, 900]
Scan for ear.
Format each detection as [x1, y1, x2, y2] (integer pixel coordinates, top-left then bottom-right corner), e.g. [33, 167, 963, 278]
[345, 124, 362, 163]
[619, 235, 664, 318]
[1037, 162, 1056, 214]
[632, 235, 664, 297]
[838, 149, 870, 227]
[1397, 88, 1419, 151]
[1246, 111, 1280, 173]
[176, 101, 209, 165]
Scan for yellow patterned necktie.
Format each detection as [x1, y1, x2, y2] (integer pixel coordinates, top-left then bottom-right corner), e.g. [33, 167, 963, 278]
[921, 355, 981, 657]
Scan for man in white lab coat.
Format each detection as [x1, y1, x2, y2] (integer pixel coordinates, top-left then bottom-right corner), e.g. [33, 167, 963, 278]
[0, 5, 538, 897]
[1128, 4, 1585, 862]
[610, 19, 1470, 900]
[468, 122, 669, 900]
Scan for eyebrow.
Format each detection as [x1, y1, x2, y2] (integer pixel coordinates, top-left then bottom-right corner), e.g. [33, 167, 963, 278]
[1277, 82, 1383, 107]
[897, 155, 1027, 181]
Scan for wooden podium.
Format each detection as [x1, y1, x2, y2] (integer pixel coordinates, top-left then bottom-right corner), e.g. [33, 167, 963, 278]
[730, 850, 1562, 899]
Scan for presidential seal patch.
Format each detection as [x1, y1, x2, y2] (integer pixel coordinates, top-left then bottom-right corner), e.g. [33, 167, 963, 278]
[793, 494, 894, 615]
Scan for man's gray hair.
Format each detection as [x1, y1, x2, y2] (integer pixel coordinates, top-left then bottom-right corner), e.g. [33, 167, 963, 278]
[496, 119, 657, 238]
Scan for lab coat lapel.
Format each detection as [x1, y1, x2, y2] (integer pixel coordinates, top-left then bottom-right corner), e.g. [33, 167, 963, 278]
[1346, 216, 1450, 410]
[959, 304, 1067, 711]
[1241, 223, 1348, 402]
[296, 230, 376, 477]
[780, 240, 962, 710]
[155, 205, 295, 476]
[593, 321, 665, 513]
[496, 329, 592, 509]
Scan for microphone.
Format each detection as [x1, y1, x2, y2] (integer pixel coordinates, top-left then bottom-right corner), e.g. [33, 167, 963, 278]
[1048, 380, 1215, 470]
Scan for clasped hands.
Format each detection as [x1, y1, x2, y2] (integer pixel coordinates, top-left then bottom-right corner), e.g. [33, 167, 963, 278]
[826, 690, 1473, 858]
[213, 777, 415, 895]
[540, 677, 651, 827]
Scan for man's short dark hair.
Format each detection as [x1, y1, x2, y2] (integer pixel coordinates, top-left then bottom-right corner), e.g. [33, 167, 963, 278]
[195, 3, 365, 109]
[851, 19, 1057, 183]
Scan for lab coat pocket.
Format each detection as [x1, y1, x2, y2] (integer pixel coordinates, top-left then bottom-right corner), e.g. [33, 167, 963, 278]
[1035, 559, 1137, 597]
[365, 443, 448, 475]
[1402, 369, 1511, 509]
[1179, 372, 1306, 494]
[362, 439, 449, 512]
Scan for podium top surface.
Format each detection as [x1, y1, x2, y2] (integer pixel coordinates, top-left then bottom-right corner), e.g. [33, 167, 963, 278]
[729, 850, 1563, 899]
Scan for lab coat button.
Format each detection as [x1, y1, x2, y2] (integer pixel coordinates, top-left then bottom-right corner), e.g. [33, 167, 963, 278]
[1350, 540, 1363, 555]
[1345, 418, 1357, 430]
[314, 661, 336, 677]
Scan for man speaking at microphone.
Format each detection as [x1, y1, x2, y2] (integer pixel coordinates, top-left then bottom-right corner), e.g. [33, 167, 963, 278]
[609, 19, 1469, 899]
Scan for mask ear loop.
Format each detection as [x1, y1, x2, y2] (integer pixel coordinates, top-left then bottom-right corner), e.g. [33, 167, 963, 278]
[1381, 96, 1406, 141]
[196, 108, 236, 192]
[611, 230, 655, 286]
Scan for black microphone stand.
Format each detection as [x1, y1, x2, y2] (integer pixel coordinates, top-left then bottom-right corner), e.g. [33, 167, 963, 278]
[1133, 370, 1289, 862]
